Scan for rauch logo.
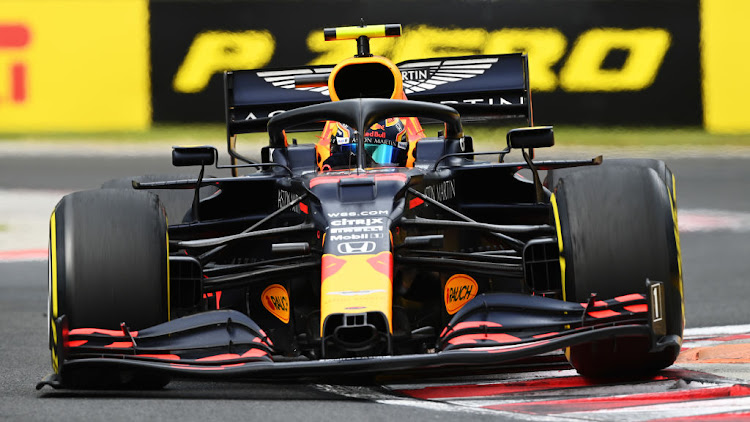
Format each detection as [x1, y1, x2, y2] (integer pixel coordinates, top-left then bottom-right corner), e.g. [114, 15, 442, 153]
[262, 284, 290, 323]
[444, 274, 478, 315]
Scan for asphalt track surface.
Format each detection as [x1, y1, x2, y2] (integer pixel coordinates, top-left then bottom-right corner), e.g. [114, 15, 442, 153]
[1, 148, 750, 421]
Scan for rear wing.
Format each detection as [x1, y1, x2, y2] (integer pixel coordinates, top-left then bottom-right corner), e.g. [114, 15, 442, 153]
[224, 53, 531, 140]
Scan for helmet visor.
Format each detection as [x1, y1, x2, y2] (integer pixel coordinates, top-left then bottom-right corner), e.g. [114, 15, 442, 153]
[339, 142, 402, 166]
[365, 143, 402, 165]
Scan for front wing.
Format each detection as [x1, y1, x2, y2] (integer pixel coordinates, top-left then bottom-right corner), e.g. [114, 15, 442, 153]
[38, 288, 675, 388]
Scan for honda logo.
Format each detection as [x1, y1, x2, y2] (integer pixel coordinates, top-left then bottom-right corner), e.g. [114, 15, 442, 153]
[337, 241, 377, 255]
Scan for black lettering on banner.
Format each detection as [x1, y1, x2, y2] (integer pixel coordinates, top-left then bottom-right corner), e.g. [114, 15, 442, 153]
[449, 284, 473, 303]
[270, 295, 289, 311]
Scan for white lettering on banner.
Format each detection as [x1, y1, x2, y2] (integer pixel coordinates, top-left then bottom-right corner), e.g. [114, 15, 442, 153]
[330, 226, 384, 234]
[330, 233, 385, 241]
[277, 190, 300, 212]
[440, 97, 523, 106]
[424, 180, 456, 202]
[327, 210, 389, 218]
[331, 218, 384, 227]
[401, 69, 429, 80]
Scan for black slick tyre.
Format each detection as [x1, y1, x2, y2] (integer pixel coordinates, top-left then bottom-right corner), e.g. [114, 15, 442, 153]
[101, 174, 218, 223]
[550, 160, 684, 377]
[48, 188, 170, 388]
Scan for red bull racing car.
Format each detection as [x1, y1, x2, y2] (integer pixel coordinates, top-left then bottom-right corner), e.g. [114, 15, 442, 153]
[39, 24, 684, 389]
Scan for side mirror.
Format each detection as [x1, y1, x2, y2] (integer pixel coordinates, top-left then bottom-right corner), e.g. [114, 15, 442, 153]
[172, 146, 217, 167]
[507, 126, 554, 149]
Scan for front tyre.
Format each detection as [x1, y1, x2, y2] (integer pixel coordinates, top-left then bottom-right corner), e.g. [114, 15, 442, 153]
[48, 189, 170, 388]
[551, 160, 684, 377]
[101, 174, 218, 223]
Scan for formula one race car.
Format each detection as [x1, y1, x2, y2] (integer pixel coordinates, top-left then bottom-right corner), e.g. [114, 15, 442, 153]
[40, 24, 684, 389]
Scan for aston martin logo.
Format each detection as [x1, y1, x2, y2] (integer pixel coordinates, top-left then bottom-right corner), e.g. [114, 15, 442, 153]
[399, 57, 499, 94]
[256, 57, 499, 96]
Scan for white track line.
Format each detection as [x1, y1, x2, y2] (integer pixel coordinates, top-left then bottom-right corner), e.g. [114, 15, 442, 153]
[559, 396, 750, 422]
[679, 209, 750, 233]
[0, 189, 69, 254]
[685, 324, 750, 338]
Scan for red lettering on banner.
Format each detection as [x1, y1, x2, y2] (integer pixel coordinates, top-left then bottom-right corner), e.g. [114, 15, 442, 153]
[12, 63, 26, 102]
[0, 24, 31, 105]
[0, 25, 30, 47]
[364, 130, 386, 138]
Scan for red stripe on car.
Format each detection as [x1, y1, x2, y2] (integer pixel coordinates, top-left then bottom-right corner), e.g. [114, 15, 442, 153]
[309, 173, 407, 188]
[69, 328, 139, 337]
[624, 304, 649, 313]
[104, 341, 134, 348]
[614, 293, 645, 302]
[587, 309, 621, 318]
[138, 354, 180, 361]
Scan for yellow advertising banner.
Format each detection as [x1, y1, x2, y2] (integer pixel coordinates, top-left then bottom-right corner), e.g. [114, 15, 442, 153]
[702, 0, 750, 133]
[0, 0, 150, 132]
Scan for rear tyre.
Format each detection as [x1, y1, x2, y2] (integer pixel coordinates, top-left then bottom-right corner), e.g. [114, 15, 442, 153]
[550, 160, 684, 377]
[48, 189, 170, 388]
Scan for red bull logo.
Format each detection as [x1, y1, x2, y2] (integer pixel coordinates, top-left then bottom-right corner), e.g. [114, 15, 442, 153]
[364, 130, 386, 138]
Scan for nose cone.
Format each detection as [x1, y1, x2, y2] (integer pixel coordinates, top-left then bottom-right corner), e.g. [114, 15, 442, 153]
[309, 171, 410, 350]
[320, 252, 393, 337]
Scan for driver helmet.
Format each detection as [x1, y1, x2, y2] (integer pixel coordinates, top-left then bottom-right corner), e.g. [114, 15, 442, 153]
[330, 118, 409, 167]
